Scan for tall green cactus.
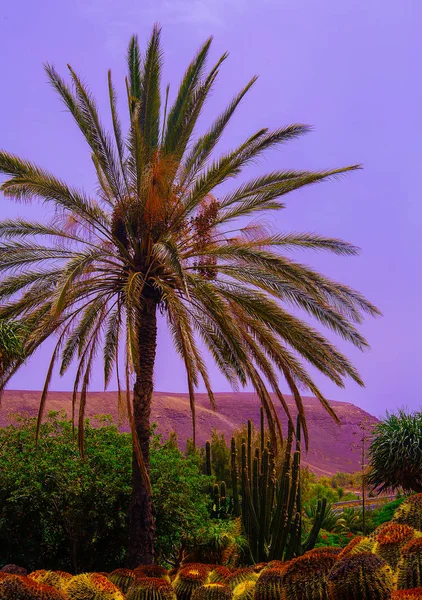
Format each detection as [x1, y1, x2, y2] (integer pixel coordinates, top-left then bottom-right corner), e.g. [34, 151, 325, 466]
[238, 411, 326, 562]
[204, 410, 327, 562]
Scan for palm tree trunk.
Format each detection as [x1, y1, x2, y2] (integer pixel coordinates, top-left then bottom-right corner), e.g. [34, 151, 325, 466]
[127, 297, 157, 567]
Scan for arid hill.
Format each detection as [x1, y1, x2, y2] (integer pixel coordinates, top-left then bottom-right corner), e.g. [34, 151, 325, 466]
[0, 390, 377, 476]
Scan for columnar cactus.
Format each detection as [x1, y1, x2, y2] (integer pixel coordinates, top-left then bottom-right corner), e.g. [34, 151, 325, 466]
[329, 553, 394, 600]
[397, 538, 422, 590]
[253, 568, 284, 600]
[282, 552, 337, 600]
[126, 577, 177, 600]
[191, 583, 233, 600]
[393, 495, 422, 531]
[108, 569, 136, 593]
[173, 566, 210, 600]
[374, 523, 419, 569]
[65, 573, 125, 600]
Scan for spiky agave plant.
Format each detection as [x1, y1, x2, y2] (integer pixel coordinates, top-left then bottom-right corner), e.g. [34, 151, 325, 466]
[0, 25, 379, 565]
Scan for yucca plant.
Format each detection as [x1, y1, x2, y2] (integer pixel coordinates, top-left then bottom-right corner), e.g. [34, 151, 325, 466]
[0, 25, 379, 565]
[368, 411, 422, 494]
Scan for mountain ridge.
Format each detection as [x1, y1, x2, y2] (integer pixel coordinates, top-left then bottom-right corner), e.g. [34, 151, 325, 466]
[0, 390, 378, 476]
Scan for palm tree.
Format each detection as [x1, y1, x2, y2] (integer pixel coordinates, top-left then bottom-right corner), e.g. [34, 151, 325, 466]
[0, 26, 379, 565]
[0, 320, 26, 378]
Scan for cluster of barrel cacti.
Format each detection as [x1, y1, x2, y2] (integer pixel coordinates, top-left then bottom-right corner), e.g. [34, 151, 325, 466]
[2, 495, 422, 599]
[205, 410, 327, 562]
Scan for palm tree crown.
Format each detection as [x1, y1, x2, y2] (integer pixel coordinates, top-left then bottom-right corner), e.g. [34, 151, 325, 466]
[0, 26, 379, 448]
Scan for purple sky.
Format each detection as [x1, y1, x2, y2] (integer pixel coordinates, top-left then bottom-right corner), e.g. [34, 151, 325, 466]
[0, 0, 420, 417]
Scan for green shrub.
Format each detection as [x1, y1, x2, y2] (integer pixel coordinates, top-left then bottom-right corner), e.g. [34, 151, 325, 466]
[372, 498, 405, 529]
[329, 553, 393, 600]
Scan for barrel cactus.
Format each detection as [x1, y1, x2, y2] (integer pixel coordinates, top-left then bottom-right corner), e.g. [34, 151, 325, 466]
[126, 577, 177, 600]
[208, 567, 232, 584]
[397, 539, 422, 590]
[337, 535, 366, 560]
[0, 564, 27, 575]
[329, 553, 394, 600]
[0, 575, 65, 599]
[282, 552, 337, 600]
[224, 568, 257, 591]
[393, 495, 422, 531]
[305, 547, 342, 557]
[232, 580, 256, 600]
[374, 523, 419, 569]
[135, 566, 171, 582]
[173, 565, 210, 600]
[254, 568, 284, 600]
[392, 589, 422, 599]
[65, 573, 125, 600]
[108, 569, 136, 594]
[191, 583, 233, 600]
[29, 570, 72, 591]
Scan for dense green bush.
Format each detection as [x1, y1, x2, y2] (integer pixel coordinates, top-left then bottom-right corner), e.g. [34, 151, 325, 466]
[0, 413, 230, 571]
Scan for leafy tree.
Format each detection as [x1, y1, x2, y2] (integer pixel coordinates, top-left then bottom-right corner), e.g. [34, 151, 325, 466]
[0, 413, 225, 571]
[0, 27, 379, 564]
[367, 410, 422, 493]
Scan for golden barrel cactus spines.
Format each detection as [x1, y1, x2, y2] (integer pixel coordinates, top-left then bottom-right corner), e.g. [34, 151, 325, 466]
[337, 535, 366, 560]
[397, 539, 422, 590]
[329, 553, 394, 600]
[126, 577, 177, 600]
[208, 567, 232, 584]
[304, 546, 342, 557]
[108, 569, 136, 593]
[65, 572, 125, 600]
[224, 568, 258, 591]
[135, 566, 171, 582]
[29, 570, 72, 591]
[282, 552, 337, 600]
[173, 565, 210, 600]
[393, 495, 422, 531]
[374, 523, 419, 569]
[253, 568, 284, 600]
[191, 583, 233, 600]
[232, 580, 256, 600]
[392, 589, 422, 599]
[0, 575, 66, 600]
